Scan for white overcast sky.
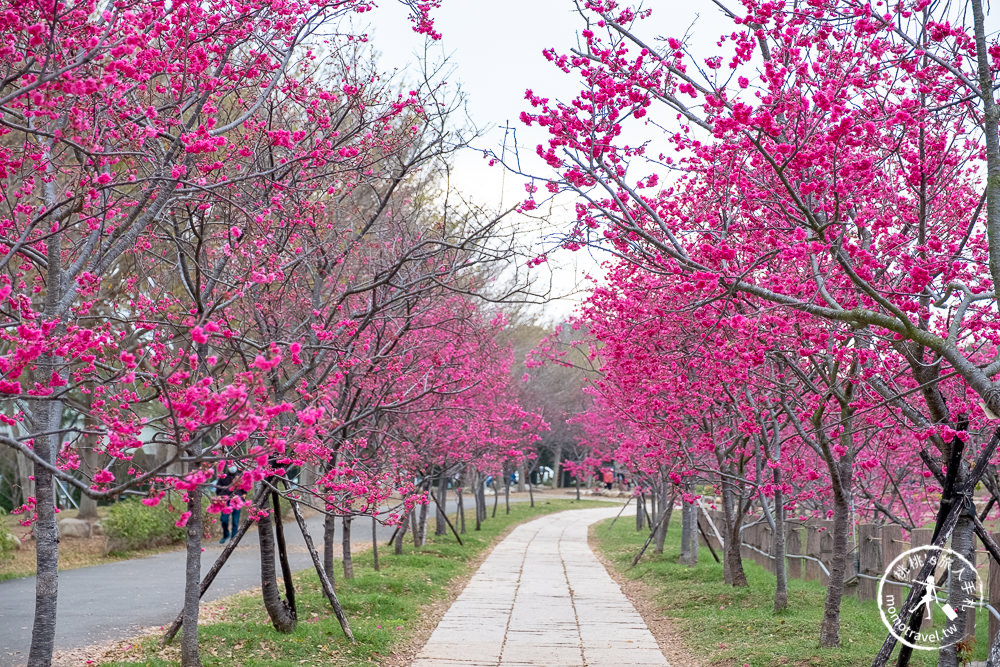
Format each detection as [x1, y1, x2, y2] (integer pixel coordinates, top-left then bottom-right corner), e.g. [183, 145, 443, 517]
[361, 1, 735, 319]
[367, 1, 731, 200]
[363, 1, 1000, 320]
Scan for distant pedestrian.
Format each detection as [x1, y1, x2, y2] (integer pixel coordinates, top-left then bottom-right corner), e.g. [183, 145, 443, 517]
[602, 468, 614, 490]
[216, 465, 245, 544]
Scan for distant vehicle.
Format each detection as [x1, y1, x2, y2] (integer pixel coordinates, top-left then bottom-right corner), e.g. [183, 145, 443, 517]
[485, 467, 554, 487]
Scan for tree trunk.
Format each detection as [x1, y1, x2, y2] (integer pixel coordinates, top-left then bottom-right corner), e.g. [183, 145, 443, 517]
[528, 477, 534, 508]
[504, 473, 510, 515]
[26, 345, 73, 667]
[819, 459, 852, 648]
[323, 512, 336, 582]
[342, 515, 354, 579]
[457, 487, 466, 534]
[271, 492, 296, 615]
[553, 444, 563, 488]
[258, 493, 296, 633]
[27, 435, 59, 667]
[655, 484, 673, 555]
[939, 514, 975, 667]
[371, 515, 379, 571]
[474, 475, 483, 531]
[773, 476, 788, 612]
[180, 485, 204, 667]
[679, 495, 699, 566]
[76, 397, 100, 520]
[721, 485, 748, 587]
[492, 480, 499, 518]
[435, 475, 448, 536]
[416, 499, 428, 547]
[163, 488, 263, 645]
[394, 509, 410, 555]
[636, 493, 645, 532]
[517, 462, 526, 492]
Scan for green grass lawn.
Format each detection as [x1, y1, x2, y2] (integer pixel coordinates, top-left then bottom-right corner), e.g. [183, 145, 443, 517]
[593, 518, 987, 667]
[101, 497, 614, 667]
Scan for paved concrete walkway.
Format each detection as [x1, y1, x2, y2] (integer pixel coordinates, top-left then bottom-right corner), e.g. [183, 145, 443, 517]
[412, 507, 669, 667]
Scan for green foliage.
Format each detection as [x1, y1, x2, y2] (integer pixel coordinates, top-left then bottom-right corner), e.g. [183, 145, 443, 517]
[101, 498, 615, 666]
[102, 498, 188, 553]
[592, 517, 989, 667]
[0, 508, 17, 562]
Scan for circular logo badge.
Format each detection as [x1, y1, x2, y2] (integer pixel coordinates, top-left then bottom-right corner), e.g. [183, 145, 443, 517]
[877, 545, 985, 651]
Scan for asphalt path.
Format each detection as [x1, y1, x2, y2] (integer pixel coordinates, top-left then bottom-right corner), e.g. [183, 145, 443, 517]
[0, 494, 519, 666]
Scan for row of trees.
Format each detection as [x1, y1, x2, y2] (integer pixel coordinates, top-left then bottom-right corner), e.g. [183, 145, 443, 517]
[0, 2, 549, 666]
[524, 1, 1000, 666]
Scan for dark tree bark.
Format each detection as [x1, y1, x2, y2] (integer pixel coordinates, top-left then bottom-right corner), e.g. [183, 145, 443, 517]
[679, 493, 699, 566]
[323, 511, 336, 582]
[636, 493, 645, 532]
[272, 492, 296, 613]
[371, 515, 380, 571]
[819, 456, 853, 648]
[474, 473, 483, 531]
[180, 485, 204, 667]
[416, 498, 428, 547]
[553, 443, 563, 488]
[504, 472, 510, 515]
[258, 493, 296, 633]
[939, 513, 974, 667]
[394, 508, 410, 555]
[27, 366, 66, 667]
[163, 494, 258, 644]
[655, 484, 673, 555]
[342, 515, 354, 579]
[435, 474, 448, 536]
[721, 484, 749, 587]
[772, 476, 788, 612]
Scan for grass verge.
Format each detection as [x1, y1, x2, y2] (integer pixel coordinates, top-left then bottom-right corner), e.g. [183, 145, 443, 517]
[592, 517, 989, 667]
[98, 497, 613, 667]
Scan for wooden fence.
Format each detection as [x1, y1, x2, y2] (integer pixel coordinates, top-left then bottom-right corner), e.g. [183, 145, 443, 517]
[701, 509, 998, 644]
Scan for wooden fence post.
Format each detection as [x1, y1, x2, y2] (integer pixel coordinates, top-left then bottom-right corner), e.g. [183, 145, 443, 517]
[910, 528, 932, 549]
[805, 525, 822, 582]
[786, 527, 802, 579]
[763, 525, 774, 573]
[881, 525, 904, 607]
[857, 524, 880, 601]
[819, 522, 833, 586]
[990, 532, 1000, 649]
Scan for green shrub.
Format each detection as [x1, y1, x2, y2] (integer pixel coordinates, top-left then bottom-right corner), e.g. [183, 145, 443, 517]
[103, 496, 222, 554]
[0, 508, 18, 562]
[103, 498, 189, 553]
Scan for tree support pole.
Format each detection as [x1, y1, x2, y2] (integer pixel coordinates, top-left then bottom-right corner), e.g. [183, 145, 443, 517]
[872, 426, 1000, 667]
[289, 499, 354, 642]
[608, 496, 633, 530]
[631, 505, 672, 568]
[163, 487, 267, 645]
[430, 491, 463, 546]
